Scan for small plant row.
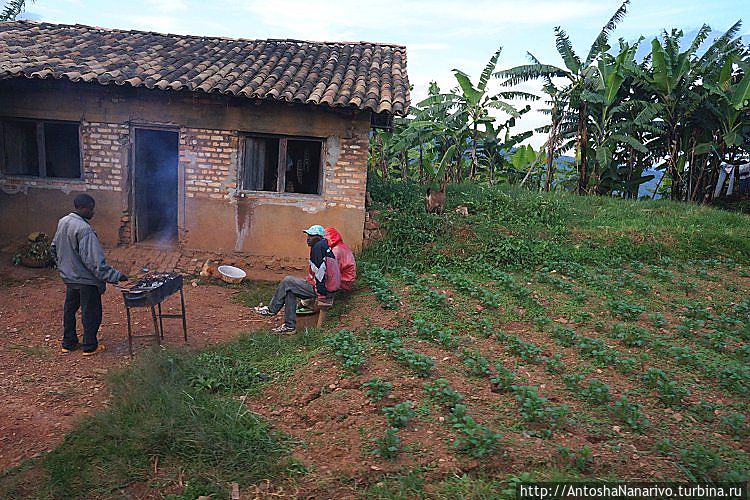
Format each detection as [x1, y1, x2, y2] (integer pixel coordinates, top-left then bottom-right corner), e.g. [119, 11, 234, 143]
[630, 324, 750, 397]
[361, 377, 415, 460]
[562, 374, 649, 432]
[534, 271, 587, 303]
[361, 263, 400, 309]
[675, 315, 749, 362]
[324, 329, 366, 373]
[640, 368, 691, 408]
[423, 378, 502, 458]
[369, 327, 435, 377]
[478, 358, 571, 439]
[397, 267, 451, 308]
[549, 325, 638, 373]
[474, 263, 542, 308]
[437, 267, 503, 308]
[412, 318, 460, 350]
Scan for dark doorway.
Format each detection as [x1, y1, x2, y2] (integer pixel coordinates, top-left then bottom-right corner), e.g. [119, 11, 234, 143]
[134, 129, 179, 245]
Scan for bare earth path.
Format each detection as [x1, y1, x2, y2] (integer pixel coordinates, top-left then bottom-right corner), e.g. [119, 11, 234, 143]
[0, 256, 275, 471]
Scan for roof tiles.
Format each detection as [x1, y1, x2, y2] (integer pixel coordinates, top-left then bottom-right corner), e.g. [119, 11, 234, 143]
[0, 21, 410, 115]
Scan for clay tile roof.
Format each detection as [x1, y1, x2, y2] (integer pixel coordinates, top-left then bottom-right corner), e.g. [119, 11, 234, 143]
[0, 20, 410, 116]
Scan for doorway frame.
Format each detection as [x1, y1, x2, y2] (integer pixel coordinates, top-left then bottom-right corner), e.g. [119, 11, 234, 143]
[129, 123, 183, 245]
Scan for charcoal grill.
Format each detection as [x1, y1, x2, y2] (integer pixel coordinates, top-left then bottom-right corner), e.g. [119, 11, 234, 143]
[120, 272, 187, 355]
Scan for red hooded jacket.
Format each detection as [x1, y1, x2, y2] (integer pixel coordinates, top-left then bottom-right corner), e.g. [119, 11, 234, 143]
[325, 227, 356, 291]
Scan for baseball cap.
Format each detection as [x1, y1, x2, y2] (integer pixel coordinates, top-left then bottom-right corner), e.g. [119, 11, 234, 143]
[303, 224, 326, 237]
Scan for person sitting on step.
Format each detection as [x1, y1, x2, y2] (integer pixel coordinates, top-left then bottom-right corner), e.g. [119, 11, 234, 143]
[253, 225, 338, 334]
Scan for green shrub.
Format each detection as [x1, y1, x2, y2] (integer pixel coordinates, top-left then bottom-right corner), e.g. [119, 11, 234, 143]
[678, 444, 722, 482]
[721, 412, 748, 440]
[452, 414, 503, 458]
[362, 378, 393, 403]
[611, 395, 649, 432]
[580, 379, 612, 405]
[372, 428, 402, 459]
[462, 349, 491, 377]
[324, 329, 366, 373]
[491, 363, 517, 391]
[383, 401, 415, 428]
[424, 378, 464, 409]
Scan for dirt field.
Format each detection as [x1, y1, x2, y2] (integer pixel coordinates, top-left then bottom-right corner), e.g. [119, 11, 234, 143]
[0, 255, 280, 472]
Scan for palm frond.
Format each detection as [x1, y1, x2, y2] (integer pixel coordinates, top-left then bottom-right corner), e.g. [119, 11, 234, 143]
[699, 20, 744, 68]
[495, 90, 539, 101]
[496, 64, 568, 86]
[585, 0, 631, 65]
[478, 47, 502, 92]
[555, 27, 582, 73]
[1, 0, 33, 21]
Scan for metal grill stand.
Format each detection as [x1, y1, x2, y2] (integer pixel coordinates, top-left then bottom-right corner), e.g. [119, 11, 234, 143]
[121, 273, 188, 356]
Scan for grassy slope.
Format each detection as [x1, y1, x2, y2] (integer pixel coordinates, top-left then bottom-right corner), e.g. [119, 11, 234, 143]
[2, 181, 749, 498]
[356, 179, 750, 495]
[366, 180, 750, 270]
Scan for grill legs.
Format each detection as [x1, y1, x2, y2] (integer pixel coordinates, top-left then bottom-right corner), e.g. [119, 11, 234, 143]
[124, 286, 187, 356]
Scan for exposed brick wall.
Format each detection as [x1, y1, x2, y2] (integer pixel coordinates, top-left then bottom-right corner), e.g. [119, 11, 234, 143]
[324, 131, 369, 210]
[80, 122, 129, 191]
[0, 120, 128, 193]
[180, 125, 368, 210]
[181, 128, 238, 200]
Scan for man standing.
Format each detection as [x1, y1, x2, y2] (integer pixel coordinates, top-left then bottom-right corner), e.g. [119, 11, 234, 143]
[254, 225, 336, 334]
[51, 194, 127, 355]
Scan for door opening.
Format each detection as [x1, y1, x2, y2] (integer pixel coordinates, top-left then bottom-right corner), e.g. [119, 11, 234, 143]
[134, 128, 179, 245]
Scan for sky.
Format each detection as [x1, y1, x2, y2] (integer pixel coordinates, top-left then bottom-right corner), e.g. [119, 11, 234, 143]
[19, 0, 750, 147]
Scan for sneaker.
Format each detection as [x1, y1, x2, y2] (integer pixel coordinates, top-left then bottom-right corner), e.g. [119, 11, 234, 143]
[271, 324, 296, 335]
[82, 344, 106, 356]
[253, 305, 275, 317]
[61, 344, 79, 354]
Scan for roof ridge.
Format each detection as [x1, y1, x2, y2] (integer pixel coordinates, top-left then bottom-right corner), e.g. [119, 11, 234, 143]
[2, 20, 407, 49]
[0, 20, 411, 115]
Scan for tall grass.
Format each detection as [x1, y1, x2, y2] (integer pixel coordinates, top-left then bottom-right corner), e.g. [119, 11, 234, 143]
[365, 178, 750, 271]
[1, 328, 330, 499]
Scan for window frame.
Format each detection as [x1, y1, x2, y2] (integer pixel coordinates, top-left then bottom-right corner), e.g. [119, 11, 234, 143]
[238, 132, 324, 196]
[0, 117, 83, 180]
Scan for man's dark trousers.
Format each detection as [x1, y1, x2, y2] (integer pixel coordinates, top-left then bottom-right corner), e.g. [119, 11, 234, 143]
[63, 284, 102, 351]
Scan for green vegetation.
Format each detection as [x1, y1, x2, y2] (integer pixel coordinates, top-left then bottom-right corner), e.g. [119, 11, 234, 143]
[372, 2, 750, 204]
[0, 336, 317, 498]
[6, 173, 750, 497]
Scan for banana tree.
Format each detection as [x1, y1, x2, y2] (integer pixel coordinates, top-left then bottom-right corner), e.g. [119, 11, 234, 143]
[645, 22, 745, 199]
[498, 0, 631, 193]
[705, 58, 750, 152]
[1, 0, 33, 21]
[420, 48, 534, 181]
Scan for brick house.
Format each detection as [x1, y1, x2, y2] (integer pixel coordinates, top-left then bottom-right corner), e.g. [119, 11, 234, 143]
[0, 21, 409, 262]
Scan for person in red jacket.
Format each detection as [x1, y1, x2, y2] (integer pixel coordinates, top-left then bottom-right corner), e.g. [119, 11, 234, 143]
[325, 227, 356, 292]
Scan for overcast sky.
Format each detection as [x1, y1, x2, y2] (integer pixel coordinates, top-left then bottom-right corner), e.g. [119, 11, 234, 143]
[20, 0, 750, 147]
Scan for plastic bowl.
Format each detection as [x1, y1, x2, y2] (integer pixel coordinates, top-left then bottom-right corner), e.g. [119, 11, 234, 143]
[217, 265, 246, 284]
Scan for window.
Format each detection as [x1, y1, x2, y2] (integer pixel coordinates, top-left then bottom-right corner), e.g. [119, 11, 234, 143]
[240, 134, 322, 194]
[0, 119, 81, 179]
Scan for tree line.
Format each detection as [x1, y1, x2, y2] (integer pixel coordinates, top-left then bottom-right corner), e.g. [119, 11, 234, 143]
[370, 0, 750, 201]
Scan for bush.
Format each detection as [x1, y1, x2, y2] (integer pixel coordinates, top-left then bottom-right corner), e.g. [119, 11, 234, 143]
[424, 378, 464, 409]
[362, 378, 393, 403]
[324, 329, 366, 373]
[382, 401, 415, 428]
[452, 414, 503, 458]
[372, 428, 402, 459]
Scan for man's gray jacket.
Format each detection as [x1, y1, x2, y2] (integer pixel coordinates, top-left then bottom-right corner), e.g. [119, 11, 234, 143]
[51, 213, 125, 292]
